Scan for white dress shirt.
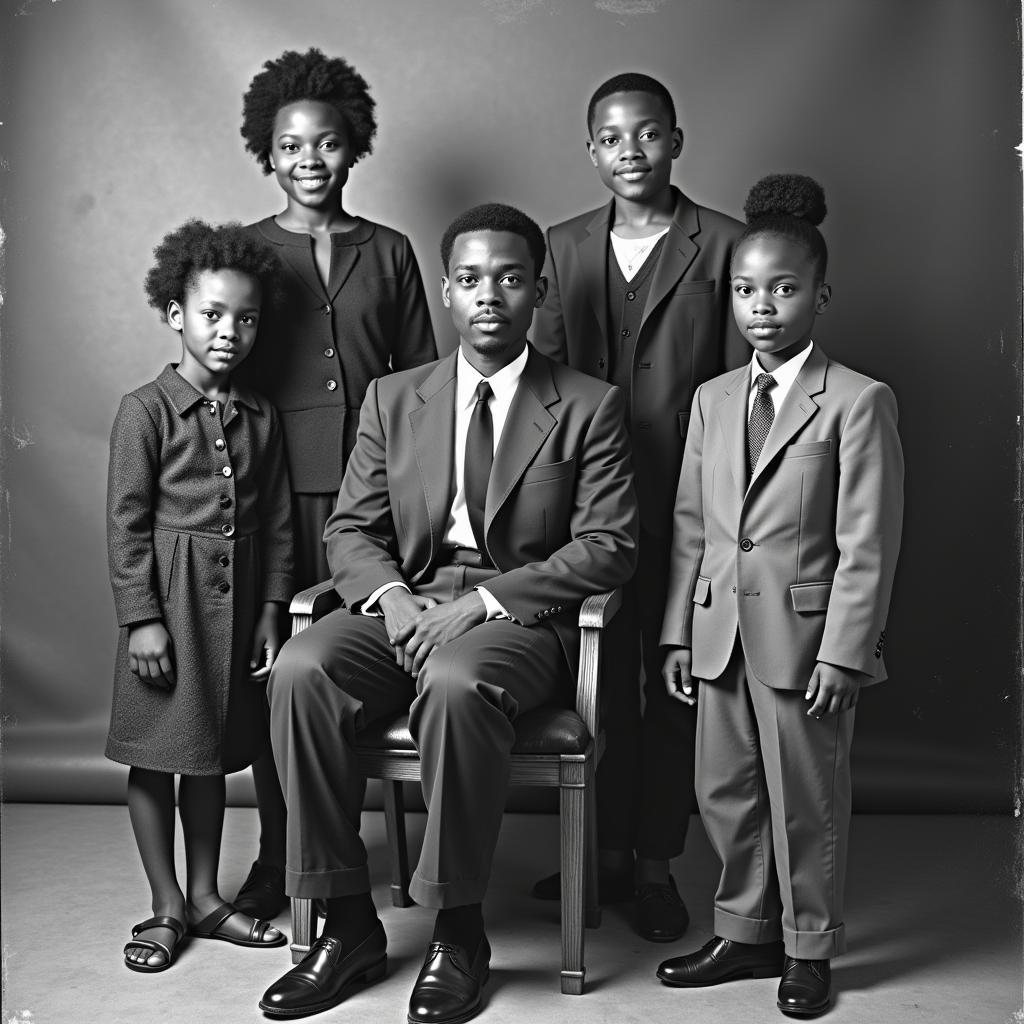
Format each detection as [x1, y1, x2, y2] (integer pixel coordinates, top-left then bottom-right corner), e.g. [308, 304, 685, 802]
[747, 341, 816, 419]
[362, 346, 529, 621]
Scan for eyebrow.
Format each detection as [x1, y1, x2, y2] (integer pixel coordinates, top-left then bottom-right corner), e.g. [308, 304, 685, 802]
[452, 262, 528, 273]
[594, 118, 663, 133]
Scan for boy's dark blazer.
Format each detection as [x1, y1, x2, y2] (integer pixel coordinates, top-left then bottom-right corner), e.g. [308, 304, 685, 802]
[533, 186, 747, 538]
[660, 344, 904, 690]
[324, 345, 639, 674]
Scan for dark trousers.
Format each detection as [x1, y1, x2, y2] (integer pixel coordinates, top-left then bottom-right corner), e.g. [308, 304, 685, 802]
[597, 527, 698, 859]
[268, 565, 571, 908]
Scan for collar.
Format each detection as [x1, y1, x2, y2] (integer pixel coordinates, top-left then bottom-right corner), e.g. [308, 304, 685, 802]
[158, 364, 262, 416]
[455, 345, 529, 410]
[750, 341, 815, 391]
[254, 215, 376, 248]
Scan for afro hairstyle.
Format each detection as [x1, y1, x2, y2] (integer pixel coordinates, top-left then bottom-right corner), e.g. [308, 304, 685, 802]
[587, 72, 676, 135]
[737, 173, 829, 280]
[143, 220, 284, 322]
[240, 48, 377, 174]
[439, 203, 546, 277]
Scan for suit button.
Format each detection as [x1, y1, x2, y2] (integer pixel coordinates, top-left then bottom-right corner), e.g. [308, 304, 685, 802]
[626, 291, 636, 301]
[739, 538, 754, 552]
[219, 495, 232, 509]
[324, 348, 335, 358]
[326, 379, 338, 391]
[621, 328, 630, 338]
[321, 304, 332, 316]
[218, 555, 230, 567]
[598, 359, 606, 369]
[221, 524, 235, 537]
[221, 466, 233, 477]
[214, 438, 225, 451]
[218, 581, 231, 593]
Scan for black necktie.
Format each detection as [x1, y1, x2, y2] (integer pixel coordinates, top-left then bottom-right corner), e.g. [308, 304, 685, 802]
[464, 380, 493, 559]
[748, 372, 777, 477]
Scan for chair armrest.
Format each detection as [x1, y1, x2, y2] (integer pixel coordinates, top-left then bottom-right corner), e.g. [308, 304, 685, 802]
[289, 579, 342, 637]
[575, 587, 622, 739]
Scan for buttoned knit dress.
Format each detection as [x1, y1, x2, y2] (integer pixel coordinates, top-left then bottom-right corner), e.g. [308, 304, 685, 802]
[105, 366, 294, 775]
[237, 216, 436, 590]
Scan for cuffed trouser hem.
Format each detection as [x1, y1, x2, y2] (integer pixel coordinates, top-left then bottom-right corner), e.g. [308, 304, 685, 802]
[783, 923, 846, 959]
[410, 873, 488, 909]
[715, 906, 783, 945]
[286, 864, 371, 900]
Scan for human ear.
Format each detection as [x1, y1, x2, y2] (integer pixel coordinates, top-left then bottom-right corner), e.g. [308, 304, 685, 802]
[534, 276, 548, 309]
[167, 299, 184, 331]
[816, 283, 832, 314]
[586, 138, 598, 167]
[441, 277, 451, 308]
[671, 126, 683, 159]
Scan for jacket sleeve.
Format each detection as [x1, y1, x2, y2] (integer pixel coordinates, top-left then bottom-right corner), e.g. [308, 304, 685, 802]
[816, 382, 904, 675]
[483, 385, 638, 621]
[107, 395, 163, 628]
[391, 234, 438, 370]
[257, 404, 295, 604]
[659, 382, 708, 648]
[323, 379, 407, 604]
[530, 227, 568, 362]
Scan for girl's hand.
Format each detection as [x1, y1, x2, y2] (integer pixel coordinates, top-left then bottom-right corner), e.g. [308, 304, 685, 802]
[128, 622, 176, 689]
[805, 661, 863, 719]
[250, 603, 284, 682]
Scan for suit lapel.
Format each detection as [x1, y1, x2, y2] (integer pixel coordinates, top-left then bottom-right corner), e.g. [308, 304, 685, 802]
[326, 244, 359, 304]
[578, 204, 612, 350]
[716, 369, 751, 494]
[641, 188, 700, 329]
[748, 346, 828, 489]
[410, 355, 458, 567]
[485, 348, 557, 532]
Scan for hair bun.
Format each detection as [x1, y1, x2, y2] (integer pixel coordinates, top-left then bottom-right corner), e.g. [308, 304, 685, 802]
[743, 174, 826, 226]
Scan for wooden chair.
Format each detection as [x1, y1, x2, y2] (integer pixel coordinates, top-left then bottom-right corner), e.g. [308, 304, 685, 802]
[286, 580, 621, 995]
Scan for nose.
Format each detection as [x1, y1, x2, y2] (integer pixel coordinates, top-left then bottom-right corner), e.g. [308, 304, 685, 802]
[476, 281, 501, 306]
[298, 144, 324, 167]
[752, 291, 774, 313]
[219, 318, 239, 340]
[618, 133, 643, 159]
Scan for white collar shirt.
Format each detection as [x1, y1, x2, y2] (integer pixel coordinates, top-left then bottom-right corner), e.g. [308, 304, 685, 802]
[747, 341, 816, 419]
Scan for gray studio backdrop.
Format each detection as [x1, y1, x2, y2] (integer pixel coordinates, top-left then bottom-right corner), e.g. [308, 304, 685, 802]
[1, 0, 1020, 811]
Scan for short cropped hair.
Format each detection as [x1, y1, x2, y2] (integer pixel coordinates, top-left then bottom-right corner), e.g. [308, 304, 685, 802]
[737, 174, 829, 280]
[143, 220, 284, 322]
[439, 203, 547, 276]
[240, 48, 377, 174]
[587, 72, 676, 134]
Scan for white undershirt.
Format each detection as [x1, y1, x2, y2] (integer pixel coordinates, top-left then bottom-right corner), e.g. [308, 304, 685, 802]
[747, 342, 815, 419]
[610, 227, 670, 281]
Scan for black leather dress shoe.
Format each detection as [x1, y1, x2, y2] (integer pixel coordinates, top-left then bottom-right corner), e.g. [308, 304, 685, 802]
[259, 923, 387, 1018]
[777, 957, 831, 1017]
[234, 861, 288, 920]
[635, 875, 690, 942]
[657, 936, 785, 987]
[407, 936, 490, 1024]
[531, 868, 634, 904]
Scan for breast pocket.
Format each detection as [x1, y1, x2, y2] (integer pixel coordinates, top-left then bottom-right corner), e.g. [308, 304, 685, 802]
[520, 456, 576, 485]
[782, 439, 832, 459]
[668, 279, 715, 297]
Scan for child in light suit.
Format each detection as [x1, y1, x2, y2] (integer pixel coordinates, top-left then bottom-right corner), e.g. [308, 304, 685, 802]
[656, 175, 903, 1017]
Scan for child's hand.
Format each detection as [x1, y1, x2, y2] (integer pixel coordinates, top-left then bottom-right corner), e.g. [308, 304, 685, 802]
[128, 622, 176, 689]
[805, 661, 863, 719]
[250, 602, 284, 682]
[662, 646, 696, 706]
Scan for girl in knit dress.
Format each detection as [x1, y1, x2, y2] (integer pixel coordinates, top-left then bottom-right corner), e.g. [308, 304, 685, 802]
[107, 220, 294, 972]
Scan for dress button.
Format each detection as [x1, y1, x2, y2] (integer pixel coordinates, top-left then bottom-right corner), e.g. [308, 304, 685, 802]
[598, 359, 606, 369]
[219, 495, 232, 509]
[626, 291, 636, 301]
[321, 304, 332, 316]
[218, 581, 231, 593]
[207, 403, 218, 416]
[621, 328, 631, 337]
[324, 348, 335, 358]
[739, 538, 754, 552]
[222, 466, 233, 477]
[214, 438, 225, 451]
[326, 379, 338, 391]
[218, 555, 230, 567]
[221, 524, 235, 537]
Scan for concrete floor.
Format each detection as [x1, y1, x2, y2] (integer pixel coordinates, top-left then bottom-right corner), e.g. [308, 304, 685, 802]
[2, 805, 1021, 1024]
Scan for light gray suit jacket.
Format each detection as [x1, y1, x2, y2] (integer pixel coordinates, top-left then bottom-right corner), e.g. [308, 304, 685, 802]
[660, 344, 904, 690]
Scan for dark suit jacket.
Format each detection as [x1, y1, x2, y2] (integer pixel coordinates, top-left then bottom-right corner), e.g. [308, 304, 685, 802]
[532, 187, 746, 538]
[323, 346, 639, 674]
[237, 216, 437, 493]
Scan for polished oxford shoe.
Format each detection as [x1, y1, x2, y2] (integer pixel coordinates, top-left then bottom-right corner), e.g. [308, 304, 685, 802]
[259, 923, 387, 1018]
[657, 936, 785, 987]
[407, 936, 491, 1024]
[635, 874, 690, 942]
[777, 956, 831, 1017]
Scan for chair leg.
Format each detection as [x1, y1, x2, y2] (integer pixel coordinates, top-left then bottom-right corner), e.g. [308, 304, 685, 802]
[382, 780, 413, 908]
[584, 754, 602, 929]
[559, 756, 586, 995]
[290, 897, 315, 965]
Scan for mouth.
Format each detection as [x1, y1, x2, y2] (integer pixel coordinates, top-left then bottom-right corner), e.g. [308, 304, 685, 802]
[295, 176, 330, 191]
[472, 313, 508, 326]
[748, 321, 781, 332]
[616, 165, 650, 180]
[211, 348, 239, 358]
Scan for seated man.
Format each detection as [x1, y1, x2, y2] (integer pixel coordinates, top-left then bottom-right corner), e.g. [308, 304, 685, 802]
[259, 203, 638, 1023]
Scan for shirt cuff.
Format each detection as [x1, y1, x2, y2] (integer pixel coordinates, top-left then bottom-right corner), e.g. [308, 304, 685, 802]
[361, 581, 411, 616]
[477, 586, 517, 623]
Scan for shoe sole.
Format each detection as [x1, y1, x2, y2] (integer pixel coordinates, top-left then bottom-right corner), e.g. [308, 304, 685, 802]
[658, 964, 783, 987]
[776, 999, 831, 1018]
[259, 956, 388, 1019]
[406, 965, 490, 1024]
